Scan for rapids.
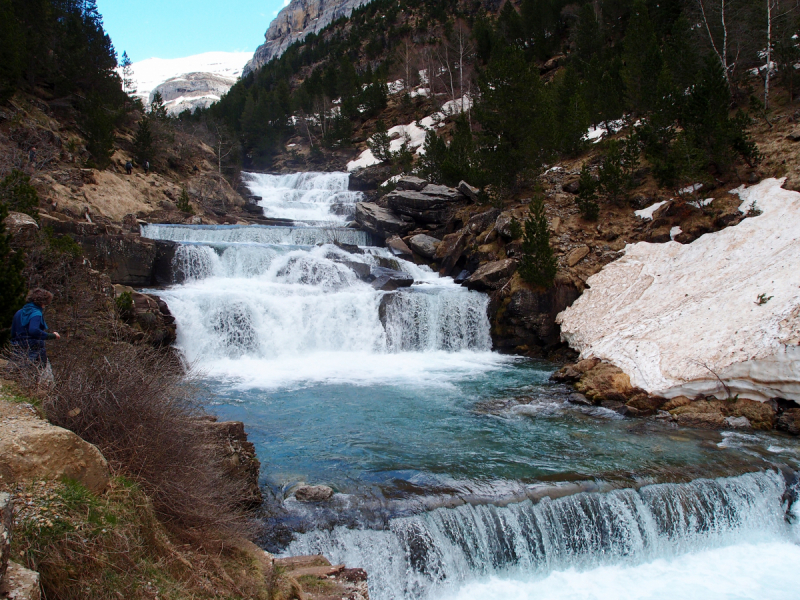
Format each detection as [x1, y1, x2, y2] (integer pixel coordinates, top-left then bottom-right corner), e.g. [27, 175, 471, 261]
[143, 172, 800, 600]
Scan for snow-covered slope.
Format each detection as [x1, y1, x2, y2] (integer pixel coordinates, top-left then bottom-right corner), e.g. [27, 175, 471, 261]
[557, 178, 800, 403]
[123, 52, 251, 114]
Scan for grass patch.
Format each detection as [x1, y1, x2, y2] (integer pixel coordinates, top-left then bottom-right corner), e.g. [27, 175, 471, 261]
[9, 477, 276, 600]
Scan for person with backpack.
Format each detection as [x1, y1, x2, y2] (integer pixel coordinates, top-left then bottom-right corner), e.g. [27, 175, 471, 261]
[125, 160, 133, 175]
[10, 288, 61, 366]
[144, 160, 150, 174]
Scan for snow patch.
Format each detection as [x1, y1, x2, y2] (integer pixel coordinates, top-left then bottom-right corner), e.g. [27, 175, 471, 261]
[557, 178, 800, 403]
[634, 201, 669, 220]
[669, 226, 682, 240]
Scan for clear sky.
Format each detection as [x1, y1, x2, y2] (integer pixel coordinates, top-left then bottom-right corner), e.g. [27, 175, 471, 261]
[96, 0, 290, 62]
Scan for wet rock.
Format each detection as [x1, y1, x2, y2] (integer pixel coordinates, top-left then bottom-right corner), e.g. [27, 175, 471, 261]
[0, 412, 110, 494]
[566, 246, 590, 267]
[386, 235, 413, 258]
[77, 234, 157, 286]
[0, 493, 10, 586]
[152, 240, 178, 285]
[0, 561, 40, 600]
[3, 212, 38, 246]
[669, 397, 776, 430]
[396, 176, 429, 191]
[777, 408, 800, 435]
[625, 394, 668, 417]
[355, 202, 413, 237]
[464, 259, 517, 291]
[340, 260, 372, 281]
[675, 411, 728, 429]
[568, 393, 592, 406]
[573, 362, 639, 404]
[725, 416, 752, 429]
[370, 266, 413, 291]
[458, 180, 479, 202]
[454, 269, 470, 284]
[408, 234, 440, 259]
[294, 485, 334, 502]
[435, 231, 470, 276]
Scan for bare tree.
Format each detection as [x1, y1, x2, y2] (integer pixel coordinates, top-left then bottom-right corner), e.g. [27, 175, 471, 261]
[763, 0, 799, 108]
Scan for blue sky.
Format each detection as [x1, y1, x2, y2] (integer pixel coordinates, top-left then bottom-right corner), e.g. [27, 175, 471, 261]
[97, 0, 289, 62]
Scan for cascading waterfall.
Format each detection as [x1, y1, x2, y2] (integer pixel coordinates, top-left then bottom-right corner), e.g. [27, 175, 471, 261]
[144, 171, 800, 600]
[286, 470, 798, 600]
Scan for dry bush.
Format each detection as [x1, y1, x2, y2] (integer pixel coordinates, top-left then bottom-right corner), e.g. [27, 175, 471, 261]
[31, 343, 251, 541]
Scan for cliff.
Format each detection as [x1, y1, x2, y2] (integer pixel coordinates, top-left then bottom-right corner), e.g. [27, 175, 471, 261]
[244, 0, 373, 75]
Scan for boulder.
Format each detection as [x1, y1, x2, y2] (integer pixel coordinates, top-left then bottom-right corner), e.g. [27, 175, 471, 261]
[3, 212, 38, 246]
[495, 212, 519, 241]
[395, 176, 429, 191]
[408, 234, 440, 259]
[0, 561, 40, 600]
[563, 180, 580, 194]
[348, 164, 392, 191]
[370, 266, 414, 291]
[467, 208, 501, 234]
[435, 231, 470, 276]
[386, 235, 413, 258]
[386, 186, 466, 224]
[458, 181, 480, 202]
[294, 485, 334, 503]
[0, 493, 10, 586]
[669, 397, 776, 430]
[355, 202, 413, 237]
[573, 362, 638, 404]
[464, 259, 518, 291]
[420, 184, 463, 201]
[567, 246, 591, 267]
[0, 411, 110, 494]
[778, 408, 800, 435]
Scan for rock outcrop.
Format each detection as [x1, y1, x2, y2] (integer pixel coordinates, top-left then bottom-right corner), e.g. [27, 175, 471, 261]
[150, 72, 237, 116]
[202, 419, 263, 509]
[0, 561, 40, 600]
[557, 179, 800, 403]
[2, 212, 38, 246]
[355, 203, 413, 237]
[0, 401, 110, 494]
[245, 0, 373, 75]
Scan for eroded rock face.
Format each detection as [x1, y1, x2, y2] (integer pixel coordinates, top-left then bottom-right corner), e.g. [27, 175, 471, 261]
[464, 259, 517, 291]
[355, 202, 413, 237]
[150, 72, 237, 116]
[0, 493, 11, 586]
[78, 235, 157, 286]
[0, 404, 110, 494]
[203, 420, 263, 508]
[245, 0, 374, 74]
[0, 561, 40, 600]
[408, 234, 440, 259]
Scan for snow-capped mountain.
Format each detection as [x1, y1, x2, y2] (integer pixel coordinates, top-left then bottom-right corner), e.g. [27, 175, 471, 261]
[123, 51, 251, 115]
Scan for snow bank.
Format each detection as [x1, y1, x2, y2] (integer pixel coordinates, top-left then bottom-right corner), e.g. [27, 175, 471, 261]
[347, 95, 471, 172]
[634, 200, 669, 220]
[557, 178, 800, 403]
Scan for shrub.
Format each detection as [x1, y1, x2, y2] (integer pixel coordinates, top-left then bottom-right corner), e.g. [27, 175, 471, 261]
[0, 170, 39, 217]
[518, 192, 557, 288]
[576, 163, 599, 221]
[176, 187, 194, 214]
[115, 291, 133, 317]
[35, 345, 249, 538]
[367, 119, 392, 162]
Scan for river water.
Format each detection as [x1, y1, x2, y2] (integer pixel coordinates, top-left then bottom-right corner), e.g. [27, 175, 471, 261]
[142, 172, 800, 600]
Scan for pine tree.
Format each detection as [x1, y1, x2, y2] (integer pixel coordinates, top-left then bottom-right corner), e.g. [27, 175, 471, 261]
[367, 120, 392, 162]
[418, 129, 449, 183]
[176, 186, 194, 214]
[0, 170, 39, 217]
[82, 94, 117, 169]
[622, 0, 662, 115]
[0, 201, 26, 346]
[149, 91, 169, 121]
[519, 192, 557, 288]
[576, 163, 599, 220]
[133, 117, 154, 164]
[120, 50, 136, 95]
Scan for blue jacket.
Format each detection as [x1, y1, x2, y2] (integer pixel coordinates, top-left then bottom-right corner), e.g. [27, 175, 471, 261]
[11, 303, 55, 361]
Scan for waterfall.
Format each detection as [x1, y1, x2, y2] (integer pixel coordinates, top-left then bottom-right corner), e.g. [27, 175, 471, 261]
[143, 172, 494, 388]
[242, 171, 364, 223]
[284, 470, 796, 600]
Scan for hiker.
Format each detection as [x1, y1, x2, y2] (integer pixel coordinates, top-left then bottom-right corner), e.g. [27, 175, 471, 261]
[125, 160, 133, 175]
[144, 160, 150, 174]
[10, 289, 61, 366]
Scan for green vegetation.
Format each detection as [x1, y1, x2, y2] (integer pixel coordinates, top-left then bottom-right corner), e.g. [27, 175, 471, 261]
[518, 193, 557, 288]
[176, 187, 194, 214]
[576, 163, 599, 221]
[0, 170, 39, 217]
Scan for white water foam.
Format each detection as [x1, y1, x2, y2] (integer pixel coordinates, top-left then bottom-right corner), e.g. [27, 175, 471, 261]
[242, 171, 364, 223]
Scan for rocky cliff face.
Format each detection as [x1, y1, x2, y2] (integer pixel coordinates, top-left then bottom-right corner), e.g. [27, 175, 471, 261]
[150, 72, 237, 116]
[245, 0, 373, 75]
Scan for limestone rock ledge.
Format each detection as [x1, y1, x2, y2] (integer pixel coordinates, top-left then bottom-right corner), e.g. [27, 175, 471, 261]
[0, 402, 110, 494]
[0, 561, 41, 600]
[557, 179, 800, 404]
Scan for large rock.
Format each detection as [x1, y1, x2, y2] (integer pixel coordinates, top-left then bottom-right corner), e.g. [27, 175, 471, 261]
[355, 202, 413, 237]
[464, 259, 517, 291]
[348, 164, 392, 191]
[386, 185, 466, 224]
[395, 176, 428, 191]
[778, 408, 800, 435]
[408, 234, 440, 259]
[370, 266, 413, 291]
[0, 561, 40, 600]
[0, 493, 10, 586]
[114, 286, 177, 347]
[3, 212, 38, 246]
[557, 179, 800, 403]
[0, 405, 110, 494]
[458, 181, 480, 202]
[294, 484, 334, 502]
[386, 235, 413, 258]
[78, 234, 157, 286]
[435, 231, 470, 276]
[467, 208, 501, 234]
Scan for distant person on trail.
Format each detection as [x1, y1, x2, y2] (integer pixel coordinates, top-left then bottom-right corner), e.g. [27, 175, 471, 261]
[144, 160, 150, 174]
[10, 289, 61, 368]
[125, 160, 133, 175]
